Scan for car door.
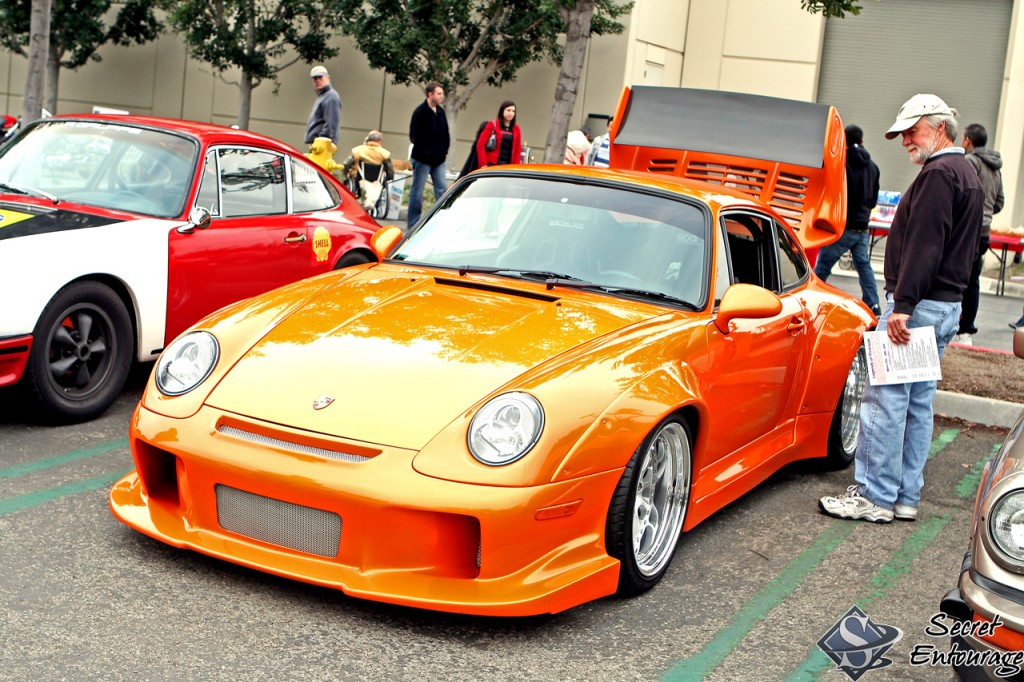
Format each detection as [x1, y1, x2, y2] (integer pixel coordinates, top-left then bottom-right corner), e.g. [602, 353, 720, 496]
[700, 211, 813, 462]
[166, 146, 317, 344]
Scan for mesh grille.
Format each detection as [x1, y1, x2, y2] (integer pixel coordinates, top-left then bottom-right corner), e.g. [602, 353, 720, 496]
[218, 425, 370, 463]
[215, 484, 341, 558]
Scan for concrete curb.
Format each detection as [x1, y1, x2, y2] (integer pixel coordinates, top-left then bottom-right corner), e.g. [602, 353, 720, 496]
[935, 390, 1022, 429]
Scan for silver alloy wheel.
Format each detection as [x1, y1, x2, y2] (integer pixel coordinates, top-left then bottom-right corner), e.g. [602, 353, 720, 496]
[839, 346, 868, 454]
[632, 421, 691, 577]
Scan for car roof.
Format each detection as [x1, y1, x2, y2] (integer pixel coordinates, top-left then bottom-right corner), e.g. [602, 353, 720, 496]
[43, 114, 298, 154]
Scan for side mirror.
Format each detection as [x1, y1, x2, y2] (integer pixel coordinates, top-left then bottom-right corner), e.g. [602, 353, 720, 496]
[177, 206, 212, 234]
[714, 283, 783, 334]
[371, 225, 404, 260]
[1014, 327, 1024, 359]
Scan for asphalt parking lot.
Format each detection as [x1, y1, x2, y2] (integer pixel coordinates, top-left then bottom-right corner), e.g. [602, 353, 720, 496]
[0, 363, 1010, 680]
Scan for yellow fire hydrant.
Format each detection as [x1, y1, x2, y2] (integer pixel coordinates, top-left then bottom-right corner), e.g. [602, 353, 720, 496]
[305, 137, 344, 173]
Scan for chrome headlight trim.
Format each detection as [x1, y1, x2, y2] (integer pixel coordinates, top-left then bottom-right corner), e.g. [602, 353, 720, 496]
[467, 392, 544, 466]
[155, 331, 219, 396]
[988, 489, 1024, 569]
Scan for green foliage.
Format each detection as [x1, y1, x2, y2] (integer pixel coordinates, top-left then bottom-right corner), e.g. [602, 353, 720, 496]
[801, 0, 867, 18]
[161, 0, 346, 86]
[337, 0, 630, 109]
[0, 0, 161, 69]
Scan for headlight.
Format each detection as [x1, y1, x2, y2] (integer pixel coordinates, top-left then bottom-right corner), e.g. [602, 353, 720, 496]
[989, 490, 1024, 563]
[155, 331, 219, 396]
[468, 392, 544, 466]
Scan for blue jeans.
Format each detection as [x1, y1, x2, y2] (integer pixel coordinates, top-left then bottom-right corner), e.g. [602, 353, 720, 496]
[407, 160, 448, 228]
[813, 229, 880, 310]
[854, 295, 961, 509]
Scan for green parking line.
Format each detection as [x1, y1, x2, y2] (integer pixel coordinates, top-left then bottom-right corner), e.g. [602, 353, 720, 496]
[785, 441, 1001, 681]
[662, 428, 961, 681]
[0, 471, 126, 516]
[663, 521, 855, 681]
[0, 438, 128, 480]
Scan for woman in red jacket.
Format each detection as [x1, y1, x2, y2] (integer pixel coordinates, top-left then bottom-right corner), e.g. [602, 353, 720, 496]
[475, 101, 522, 168]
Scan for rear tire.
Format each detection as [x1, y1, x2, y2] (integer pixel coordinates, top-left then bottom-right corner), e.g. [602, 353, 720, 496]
[25, 282, 133, 423]
[824, 343, 867, 469]
[606, 416, 692, 596]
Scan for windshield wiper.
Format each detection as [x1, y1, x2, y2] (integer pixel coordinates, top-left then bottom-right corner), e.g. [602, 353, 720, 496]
[589, 286, 699, 310]
[457, 265, 593, 289]
[0, 180, 58, 204]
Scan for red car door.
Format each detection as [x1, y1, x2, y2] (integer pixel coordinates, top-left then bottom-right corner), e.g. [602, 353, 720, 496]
[167, 147, 321, 344]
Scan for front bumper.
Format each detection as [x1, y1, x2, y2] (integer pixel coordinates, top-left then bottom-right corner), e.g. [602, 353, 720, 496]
[940, 553, 1024, 681]
[110, 404, 623, 616]
[0, 334, 31, 387]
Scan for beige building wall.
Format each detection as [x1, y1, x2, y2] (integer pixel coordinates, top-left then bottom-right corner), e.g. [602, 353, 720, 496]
[0, 0, 1020, 224]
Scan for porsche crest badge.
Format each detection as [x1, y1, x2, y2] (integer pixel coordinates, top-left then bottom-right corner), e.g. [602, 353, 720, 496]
[312, 395, 335, 410]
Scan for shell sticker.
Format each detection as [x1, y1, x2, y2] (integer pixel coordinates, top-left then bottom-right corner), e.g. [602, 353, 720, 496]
[0, 208, 35, 230]
[312, 226, 332, 262]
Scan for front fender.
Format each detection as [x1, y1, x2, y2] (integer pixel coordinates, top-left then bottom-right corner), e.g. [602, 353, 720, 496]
[800, 298, 873, 415]
[550, 363, 703, 483]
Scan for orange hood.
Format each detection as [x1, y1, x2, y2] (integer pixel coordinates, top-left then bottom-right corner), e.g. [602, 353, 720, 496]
[205, 267, 654, 449]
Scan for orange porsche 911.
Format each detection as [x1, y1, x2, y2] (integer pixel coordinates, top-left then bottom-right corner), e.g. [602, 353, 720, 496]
[110, 87, 875, 616]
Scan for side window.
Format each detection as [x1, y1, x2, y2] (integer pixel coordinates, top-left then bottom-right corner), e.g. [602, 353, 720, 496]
[291, 158, 338, 213]
[775, 220, 809, 289]
[195, 150, 221, 216]
[722, 213, 778, 291]
[218, 148, 287, 218]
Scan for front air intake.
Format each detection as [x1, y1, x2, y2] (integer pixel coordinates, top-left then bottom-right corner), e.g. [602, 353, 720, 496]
[215, 484, 342, 558]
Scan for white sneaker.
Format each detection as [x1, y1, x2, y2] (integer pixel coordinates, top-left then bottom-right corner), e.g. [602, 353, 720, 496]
[893, 503, 918, 521]
[952, 333, 973, 346]
[818, 485, 894, 523]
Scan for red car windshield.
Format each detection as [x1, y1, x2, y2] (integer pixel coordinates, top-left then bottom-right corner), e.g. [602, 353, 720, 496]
[0, 120, 199, 218]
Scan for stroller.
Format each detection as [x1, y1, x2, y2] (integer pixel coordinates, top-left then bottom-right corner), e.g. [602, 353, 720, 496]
[345, 161, 390, 219]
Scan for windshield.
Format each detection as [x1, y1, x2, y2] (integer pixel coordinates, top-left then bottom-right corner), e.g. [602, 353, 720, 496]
[0, 120, 199, 218]
[393, 174, 710, 307]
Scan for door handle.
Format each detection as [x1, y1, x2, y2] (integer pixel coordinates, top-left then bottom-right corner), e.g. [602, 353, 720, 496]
[284, 234, 307, 243]
[787, 318, 805, 334]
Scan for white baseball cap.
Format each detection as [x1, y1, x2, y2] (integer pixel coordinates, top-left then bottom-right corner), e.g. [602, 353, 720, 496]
[310, 65, 329, 78]
[884, 94, 956, 139]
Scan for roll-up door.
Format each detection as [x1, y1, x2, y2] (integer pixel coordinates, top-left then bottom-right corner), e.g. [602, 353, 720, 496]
[817, 0, 1011, 196]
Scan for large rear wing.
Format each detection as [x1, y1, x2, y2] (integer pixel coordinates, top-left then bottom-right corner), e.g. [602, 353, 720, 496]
[608, 86, 846, 250]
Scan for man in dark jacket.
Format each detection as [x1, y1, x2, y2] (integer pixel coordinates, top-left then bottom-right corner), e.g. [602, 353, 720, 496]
[407, 81, 450, 228]
[954, 123, 1004, 343]
[813, 124, 881, 315]
[304, 65, 341, 145]
[820, 94, 983, 524]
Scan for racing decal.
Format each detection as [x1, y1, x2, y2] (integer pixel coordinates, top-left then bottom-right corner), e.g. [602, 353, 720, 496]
[0, 206, 121, 241]
[0, 208, 35, 230]
[312, 225, 331, 262]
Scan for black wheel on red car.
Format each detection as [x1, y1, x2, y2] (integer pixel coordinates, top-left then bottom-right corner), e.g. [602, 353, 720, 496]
[25, 282, 133, 423]
[606, 415, 692, 597]
[333, 251, 374, 270]
[824, 343, 868, 469]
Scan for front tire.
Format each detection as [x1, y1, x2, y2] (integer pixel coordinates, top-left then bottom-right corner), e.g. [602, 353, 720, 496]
[606, 416, 692, 596]
[25, 282, 133, 423]
[824, 343, 867, 469]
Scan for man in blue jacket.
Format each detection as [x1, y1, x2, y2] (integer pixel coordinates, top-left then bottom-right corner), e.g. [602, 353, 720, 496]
[304, 65, 341, 145]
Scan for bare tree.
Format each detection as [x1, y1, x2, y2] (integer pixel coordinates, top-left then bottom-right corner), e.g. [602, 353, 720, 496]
[22, 0, 51, 124]
[542, 0, 595, 163]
